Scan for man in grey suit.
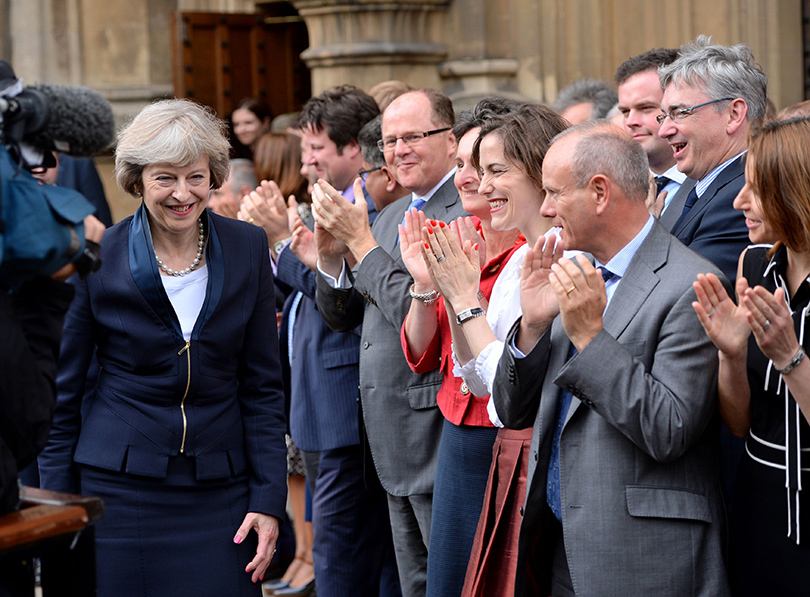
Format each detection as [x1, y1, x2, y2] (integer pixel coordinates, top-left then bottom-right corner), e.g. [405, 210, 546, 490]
[312, 89, 466, 597]
[493, 122, 729, 596]
[615, 48, 697, 226]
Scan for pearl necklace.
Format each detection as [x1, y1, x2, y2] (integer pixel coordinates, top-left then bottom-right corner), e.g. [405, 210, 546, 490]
[155, 219, 205, 277]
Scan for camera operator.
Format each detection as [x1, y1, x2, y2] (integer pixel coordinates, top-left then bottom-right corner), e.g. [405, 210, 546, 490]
[0, 59, 110, 518]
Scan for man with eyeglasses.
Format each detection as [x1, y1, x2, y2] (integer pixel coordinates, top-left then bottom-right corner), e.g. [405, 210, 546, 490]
[241, 86, 405, 597]
[313, 88, 466, 597]
[657, 35, 766, 283]
[615, 48, 697, 226]
[357, 115, 410, 213]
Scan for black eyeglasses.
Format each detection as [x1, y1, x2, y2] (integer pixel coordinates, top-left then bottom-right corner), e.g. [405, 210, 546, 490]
[656, 97, 735, 125]
[377, 127, 452, 152]
[358, 166, 382, 182]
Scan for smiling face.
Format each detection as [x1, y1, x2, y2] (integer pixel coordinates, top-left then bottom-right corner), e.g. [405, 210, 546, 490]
[477, 132, 545, 237]
[618, 70, 674, 173]
[301, 125, 360, 192]
[658, 82, 737, 181]
[454, 129, 491, 219]
[141, 156, 210, 240]
[381, 92, 456, 196]
[733, 157, 775, 245]
[232, 108, 268, 150]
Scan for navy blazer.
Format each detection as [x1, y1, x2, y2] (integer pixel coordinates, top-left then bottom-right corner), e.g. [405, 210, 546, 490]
[274, 193, 376, 452]
[671, 155, 749, 282]
[39, 208, 287, 519]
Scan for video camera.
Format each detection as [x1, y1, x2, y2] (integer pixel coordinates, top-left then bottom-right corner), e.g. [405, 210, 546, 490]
[0, 66, 115, 290]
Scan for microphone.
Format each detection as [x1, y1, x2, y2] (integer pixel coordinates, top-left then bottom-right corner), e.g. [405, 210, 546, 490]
[2, 84, 115, 157]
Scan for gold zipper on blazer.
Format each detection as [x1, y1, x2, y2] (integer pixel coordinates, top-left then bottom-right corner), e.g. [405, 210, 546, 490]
[178, 341, 191, 453]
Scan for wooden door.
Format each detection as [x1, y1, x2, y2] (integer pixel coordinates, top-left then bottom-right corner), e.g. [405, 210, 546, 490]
[171, 5, 311, 121]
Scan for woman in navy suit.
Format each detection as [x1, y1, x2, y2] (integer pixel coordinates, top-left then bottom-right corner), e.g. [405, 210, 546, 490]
[38, 99, 287, 596]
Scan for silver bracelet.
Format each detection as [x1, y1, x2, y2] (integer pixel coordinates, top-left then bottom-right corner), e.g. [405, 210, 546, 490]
[776, 346, 806, 375]
[409, 283, 440, 306]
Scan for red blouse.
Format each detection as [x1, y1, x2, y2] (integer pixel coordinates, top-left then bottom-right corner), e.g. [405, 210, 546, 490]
[400, 239, 525, 427]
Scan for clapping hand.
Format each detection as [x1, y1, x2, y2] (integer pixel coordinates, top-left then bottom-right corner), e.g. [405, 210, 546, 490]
[742, 284, 800, 370]
[422, 218, 481, 311]
[399, 208, 432, 290]
[548, 254, 606, 351]
[516, 234, 563, 351]
[693, 273, 751, 357]
[238, 180, 291, 246]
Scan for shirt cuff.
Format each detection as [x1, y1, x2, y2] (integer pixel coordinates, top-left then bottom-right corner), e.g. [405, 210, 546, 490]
[317, 259, 350, 289]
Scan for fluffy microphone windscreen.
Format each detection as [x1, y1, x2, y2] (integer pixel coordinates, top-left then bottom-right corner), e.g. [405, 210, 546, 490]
[27, 84, 115, 157]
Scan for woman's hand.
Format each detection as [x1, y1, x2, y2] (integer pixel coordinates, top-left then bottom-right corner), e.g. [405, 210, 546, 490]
[422, 219, 481, 311]
[455, 216, 486, 269]
[692, 273, 751, 357]
[742, 285, 801, 369]
[399, 208, 433, 291]
[234, 512, 280, 584]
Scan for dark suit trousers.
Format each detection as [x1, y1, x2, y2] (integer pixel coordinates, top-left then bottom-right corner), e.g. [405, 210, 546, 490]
[303, 445, 401, 597]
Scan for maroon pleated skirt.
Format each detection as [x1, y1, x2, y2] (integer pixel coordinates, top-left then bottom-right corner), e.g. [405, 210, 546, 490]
[461, 427, 533, 597]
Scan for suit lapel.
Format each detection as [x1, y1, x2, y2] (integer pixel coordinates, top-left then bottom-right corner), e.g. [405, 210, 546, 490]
[562, 222, 668, 426]
[659, 178, 696, 231]
[671, 156, 744, 236]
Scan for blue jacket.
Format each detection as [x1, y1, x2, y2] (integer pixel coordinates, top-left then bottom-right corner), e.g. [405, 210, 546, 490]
[39, 207, 287, 518]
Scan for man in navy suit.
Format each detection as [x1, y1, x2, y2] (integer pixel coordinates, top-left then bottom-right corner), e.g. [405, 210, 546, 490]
[657, 36, 767, 283]
[241, 86, 401, 596]
[657, 35, 768, 514]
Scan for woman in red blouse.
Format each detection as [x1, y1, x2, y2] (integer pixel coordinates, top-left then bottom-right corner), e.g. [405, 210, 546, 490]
[399, 98, 523, 597]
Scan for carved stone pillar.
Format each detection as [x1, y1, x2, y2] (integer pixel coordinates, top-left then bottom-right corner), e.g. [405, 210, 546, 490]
[291, 0, 451, 94]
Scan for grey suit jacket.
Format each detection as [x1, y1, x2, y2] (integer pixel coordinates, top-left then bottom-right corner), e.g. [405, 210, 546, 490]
[658, 177, 697, 231]
[316, 177, 468, 495]
[493, 221, 730, 596]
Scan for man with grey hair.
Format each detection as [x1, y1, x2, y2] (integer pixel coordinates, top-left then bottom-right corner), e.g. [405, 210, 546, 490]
[493, 121, 729, 595]
[208, 158, 256, 218]
[552, 78, 618, 125]
[657, 35, 765, 282]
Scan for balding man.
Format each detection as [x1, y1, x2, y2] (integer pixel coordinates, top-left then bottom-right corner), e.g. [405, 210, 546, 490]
[493, 122, 729, 596]
[313, 88, 466, 597]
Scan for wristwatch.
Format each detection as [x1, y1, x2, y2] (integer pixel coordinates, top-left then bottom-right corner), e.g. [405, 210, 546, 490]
[273, 237, 292, 256]
[456, 307, 486, 325]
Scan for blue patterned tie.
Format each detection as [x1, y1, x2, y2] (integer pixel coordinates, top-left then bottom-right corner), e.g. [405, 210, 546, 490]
[674, 186, 699, 230]
[400, 196, 427, 228]
[654, 175, 669, 196]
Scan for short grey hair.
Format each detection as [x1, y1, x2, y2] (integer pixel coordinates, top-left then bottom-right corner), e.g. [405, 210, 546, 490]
[228, 158, 258, 192]
[552, 79, 618, 120]
[658, 35, 768, 121]
[553, 120, 650, 202]
[115, 98, 231, 195]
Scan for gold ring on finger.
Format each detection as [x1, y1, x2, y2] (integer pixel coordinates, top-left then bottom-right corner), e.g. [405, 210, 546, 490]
[565, 285, 576, 295]
[248, 217, 255, 224]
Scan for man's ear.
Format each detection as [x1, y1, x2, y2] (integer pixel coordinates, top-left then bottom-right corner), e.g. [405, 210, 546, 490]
[382, 166, 398, 192]
[342, 139, 361, 159]
[590, 174, 610, 215]
[238, 185, 252, 199]
[726, 98, 749, 136]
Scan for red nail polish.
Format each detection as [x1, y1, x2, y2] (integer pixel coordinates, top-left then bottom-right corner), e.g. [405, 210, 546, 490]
[424, 242, 430, 249]
[474, 243, 479, 251]
[439, 221, 446, 228]
[260, 574, 265, 581]
[234, 535, 242, 544]
[431, 220, 437, 226]
[428, 228, 433, 234]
